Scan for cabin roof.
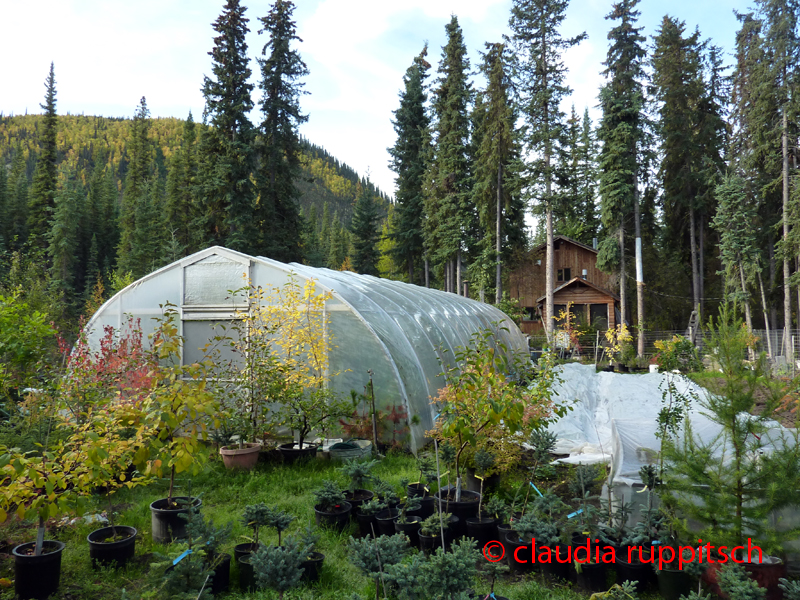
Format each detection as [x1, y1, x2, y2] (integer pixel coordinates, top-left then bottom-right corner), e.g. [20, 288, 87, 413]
[535, 276, 620, 303]
[532, 235, 597, 255]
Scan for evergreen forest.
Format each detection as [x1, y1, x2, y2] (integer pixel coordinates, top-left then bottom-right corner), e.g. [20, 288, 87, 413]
[1, 0, 799, 350]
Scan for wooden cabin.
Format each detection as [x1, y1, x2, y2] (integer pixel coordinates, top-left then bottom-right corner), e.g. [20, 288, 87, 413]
[509, 236, 619, 335]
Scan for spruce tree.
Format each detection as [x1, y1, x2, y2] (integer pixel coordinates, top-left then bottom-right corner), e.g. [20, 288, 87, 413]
[28, 62, 59, 250]
[578, 108, 600, 240]
[48, 165, 82, 303]
[9, 143, 29, 250]
[117, 97, 154, 274]
[508, 0, 586, 335]
[556, 104, 598, 244]
[388, 45, 431, 285]
[471, 42, 525, 302]
[164, 112, 197, 256]
[597, 0, 647, 352]
[0, 162, 7, 253]
[423, 16, 473, 295]
[254, 0, 308, 263]
[350, 182, 381, 276]
[200, 0, 256, 251]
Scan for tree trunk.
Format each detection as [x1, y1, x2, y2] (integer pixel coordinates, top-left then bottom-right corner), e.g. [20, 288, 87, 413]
[769, 238, 777, 330]
[699, 213, 705, 319]
[424, 256, 429, 288]
[619, 217, 626, 329]
[546, 207, 554, 338]
[690, 207, 700, 315]
[456, 248, 462, 296]
[496, 161, 503, 304]
[739, 261, 755, 361]
[782, 107, 792, 360]
[758, 270, 774, 359]
[634, 172, 644, 357]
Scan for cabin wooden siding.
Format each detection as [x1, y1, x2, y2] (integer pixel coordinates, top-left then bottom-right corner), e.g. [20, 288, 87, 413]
[509, 236, 617, 335]
[510, 238, 612, 309]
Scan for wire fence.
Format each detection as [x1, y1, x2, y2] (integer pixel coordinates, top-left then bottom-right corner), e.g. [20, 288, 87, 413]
[551, 328, 800, 367]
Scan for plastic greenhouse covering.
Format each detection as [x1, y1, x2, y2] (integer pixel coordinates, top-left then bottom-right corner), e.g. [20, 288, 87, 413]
[83, 246, 528, 450]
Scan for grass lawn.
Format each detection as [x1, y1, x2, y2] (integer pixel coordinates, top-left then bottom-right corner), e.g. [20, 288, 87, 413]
[0, 450, 622, 600]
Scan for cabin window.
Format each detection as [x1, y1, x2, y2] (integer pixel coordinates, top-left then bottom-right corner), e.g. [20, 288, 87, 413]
[557, 268, 571, 282]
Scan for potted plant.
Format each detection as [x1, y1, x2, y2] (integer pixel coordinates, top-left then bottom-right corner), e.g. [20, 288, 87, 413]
[417, 512, 456, 555]
[661, 307, 798, 600]
[313, 479, 352, 530]
[250, 535, 306, 598]
[465, 448, 498, 548]
[530, 489, 571, 581]
[299, 525, 325, 582]
[427, 327, 560, 517]
[235, 503, 273, 563]
[485, 495, 513, 548]
[394, 489, 422, 547]
[348, 533, 410, 600]
[217, 411, 262, 471]
[507, 511, 558, 575]
[568, 464, 607, 592]
[424, 538, 481, 599]
[477, 561, 511, 600]
[355, 497, 387, 538]
[130, 307, 219, 543]
[338, 458, 378, 511]
[180, 505, 234, 596]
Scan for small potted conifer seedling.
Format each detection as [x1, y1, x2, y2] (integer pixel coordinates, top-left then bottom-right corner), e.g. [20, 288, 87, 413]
[299, 525, 325, 582]
[313, 480, 352, 530]
[394, 484, 422, 547]
[236, 503, 272, 591]
[266, 507, 295, 547]
[355, 497, 386, 538]
[338, 459, 378, 512]
[373, 479, 401, 536]
[250, 536, 306, 599]
[466, 449, 497, 548]
[417, 512, 456, 555]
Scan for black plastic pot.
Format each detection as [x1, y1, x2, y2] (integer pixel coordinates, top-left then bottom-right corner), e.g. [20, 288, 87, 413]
[435, 488, 480, 538]
[301, 551, 325, 582]
[576, 561, 608, 592]
[419, 530, 447, 555]
[657, 567, 693, 600]
[356, 511, 378, 537]
[314, 501, 352, 531]
[375, 508, 400, 537]
[278, 442, 318, 464]
[466, 516, 497, 549]
[234, 541, 260, 563]
[150, 496, 202, 543]
[465, 467, 501, 493]
[344, 489, 374, 514]
[407, 495, 436, 519]
[615, 557, 656, 592]
[540, 544, 572, 582]
[87, 525, 137, 568]
[394, 516, 422, 547]
[407, 483, 430, 498]
[504, 533, 536, 574]
[13, 540, 66, 600]
[238, 554, 255, 591]
[211, 553, 231, 596]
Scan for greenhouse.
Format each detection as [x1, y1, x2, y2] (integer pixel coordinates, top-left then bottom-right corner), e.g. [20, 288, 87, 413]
[84, 246, 528, 450]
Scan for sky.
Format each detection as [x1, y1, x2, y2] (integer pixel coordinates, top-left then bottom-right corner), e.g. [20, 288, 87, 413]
[1, 0, 751, 197]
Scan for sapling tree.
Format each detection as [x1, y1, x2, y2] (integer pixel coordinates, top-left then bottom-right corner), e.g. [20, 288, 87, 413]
[484, 496, 510, 524]
[473, 448, 495, 516]
[358, 497, 387, 516]
[396, 478, 422, 524]
[661, 305, 800, 555]
[512, 511, 559, 546]
[482, 561, 510, 598]
[717, 562, 766, 600]
[266, 506, 295, 546]
[384, 553, 428, 600]
[528, 428, 558, 482]
[568, 464, 603, 540]
[373, 478, 400, 507]
[414, 454, 438, 494]
[241, 503, 272, 547]
[348, 534, 410, 600]
[427, 327, 561, 501]
[338, 458, 379, 493]
[251, 536, 306, 600]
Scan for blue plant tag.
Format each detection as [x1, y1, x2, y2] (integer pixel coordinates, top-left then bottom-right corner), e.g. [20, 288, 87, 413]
[567, 509, 583, 519]
[651, 540, 661, 545]
[173, 549, 192, 565]
[529, 482, 544, 497]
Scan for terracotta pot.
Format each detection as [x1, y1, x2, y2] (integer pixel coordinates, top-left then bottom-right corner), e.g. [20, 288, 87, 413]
[220, 443, 262, 470]
[704, 555, 786, 600]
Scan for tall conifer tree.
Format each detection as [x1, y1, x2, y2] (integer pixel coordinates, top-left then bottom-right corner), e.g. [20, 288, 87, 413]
[597, 0, 647, 353]
[255, 0, 308, 262]
[471, 42, 525, 302]
[389, 46, 431, 285]
[350, 182, 381, 276]
[509, 0, 585, 336]
[200, 0, 256, 251]
[28, 62, 59, 250]
[423, 16, 473, 294]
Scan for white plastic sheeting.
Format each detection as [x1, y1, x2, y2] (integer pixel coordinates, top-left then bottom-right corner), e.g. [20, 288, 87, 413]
[547, 363, 720, 484]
